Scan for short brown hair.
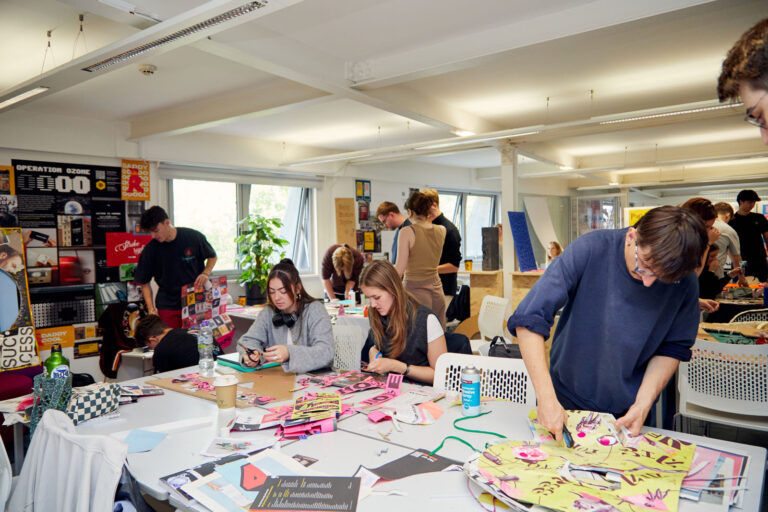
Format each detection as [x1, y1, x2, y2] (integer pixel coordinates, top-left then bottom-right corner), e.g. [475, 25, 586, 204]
[634, 206, 708, 283]
[376, 202, 400, 218]
[420, 188, 439, 206]
[404, 190, 433, 217]
[681, 197, 716, 222]
[134, 314, 168, 346]
[718, 18, 768, 101]
[714, 202, 734, 217]
[332, 245, 353, 280]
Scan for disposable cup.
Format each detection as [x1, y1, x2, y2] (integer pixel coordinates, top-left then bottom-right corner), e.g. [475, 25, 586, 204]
[214, 374, 238, 409]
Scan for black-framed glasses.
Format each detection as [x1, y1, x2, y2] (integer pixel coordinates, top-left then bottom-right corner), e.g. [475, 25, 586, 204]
[634, 242, 655, 277]
[744, 91, 767, 129]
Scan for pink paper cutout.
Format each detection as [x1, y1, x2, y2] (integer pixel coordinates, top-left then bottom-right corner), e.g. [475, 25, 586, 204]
[367, 410, 392, 423]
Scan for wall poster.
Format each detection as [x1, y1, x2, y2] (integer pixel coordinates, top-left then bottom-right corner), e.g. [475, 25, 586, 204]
[0, 227, 39, 371]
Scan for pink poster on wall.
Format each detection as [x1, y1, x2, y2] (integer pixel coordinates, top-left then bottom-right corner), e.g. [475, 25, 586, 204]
[105, 232, 150, 267]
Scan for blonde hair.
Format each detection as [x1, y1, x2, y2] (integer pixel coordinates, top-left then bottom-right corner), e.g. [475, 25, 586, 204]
[420, 188, 439, 206]
[332, 245, 354, 281]
[360, 260, 416, 359]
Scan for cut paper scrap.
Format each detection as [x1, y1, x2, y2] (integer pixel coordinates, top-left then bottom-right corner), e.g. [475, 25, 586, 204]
[418, 401, 443, 421]
[367, 410, 392, 423]
[124, 429, 167, 453]
[358, 391, 398, 409]
[279, 417, 336, 439]
[336, 377, 382, 395]
[290, 392, 341, 420]
[466, 431, 695, 512]
[384, 373, 403, 396]
[529, 409, 621, 447]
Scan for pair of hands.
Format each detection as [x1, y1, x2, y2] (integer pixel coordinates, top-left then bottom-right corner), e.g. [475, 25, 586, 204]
[363, 355, 404, 375]
[699, 298, 720, 313]
[242, 345, 290, 366]
[537, 398, 648, 442]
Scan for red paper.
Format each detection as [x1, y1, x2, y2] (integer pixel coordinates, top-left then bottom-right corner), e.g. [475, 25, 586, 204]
[106, 232, 150, 266]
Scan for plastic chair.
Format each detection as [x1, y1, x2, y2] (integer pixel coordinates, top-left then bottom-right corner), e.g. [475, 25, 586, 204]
[729, 308, 768, 323]
[7, 409, 128, 512]
[332, 323, 367, 371]
[676, 339, 768, 433]
[470, 295, 510, 355]
[433, 353, 535, 405]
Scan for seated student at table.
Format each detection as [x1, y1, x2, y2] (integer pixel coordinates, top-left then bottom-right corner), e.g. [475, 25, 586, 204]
[135, 314, 222, 373]
[508, 206, 707, 439]
[360, 260, 447, 384]
[238, 258, 334, 373]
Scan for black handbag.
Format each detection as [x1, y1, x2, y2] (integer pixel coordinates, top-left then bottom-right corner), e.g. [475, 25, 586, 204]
[487, 335, 522, 359]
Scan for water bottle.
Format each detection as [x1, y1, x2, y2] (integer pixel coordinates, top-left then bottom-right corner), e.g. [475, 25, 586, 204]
[197, 320, 215, 378]
[44, 343, 70, 379]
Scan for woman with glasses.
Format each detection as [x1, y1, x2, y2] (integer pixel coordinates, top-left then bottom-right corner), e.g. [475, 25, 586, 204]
[719, 18, 768, 145]
[238, 258, 334, 373]
[508, 206, 708, 441]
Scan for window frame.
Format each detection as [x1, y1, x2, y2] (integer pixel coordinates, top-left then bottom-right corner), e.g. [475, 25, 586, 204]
[161, 166, 317, 279]
[435, 189, 499, 261]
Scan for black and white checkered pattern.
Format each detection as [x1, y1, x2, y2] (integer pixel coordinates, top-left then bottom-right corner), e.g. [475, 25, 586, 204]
[66, 383, 120, 425]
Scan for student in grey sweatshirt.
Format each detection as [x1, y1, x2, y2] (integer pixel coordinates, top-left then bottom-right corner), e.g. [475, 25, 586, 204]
[238, 258, 334, 374]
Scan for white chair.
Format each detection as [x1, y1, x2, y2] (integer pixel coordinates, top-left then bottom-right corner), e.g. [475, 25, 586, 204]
[0, 438, 10, 512]
[7, 409, 128, 512]
[332, 322, 367, 371]
[433, 353, 535, 406]
[472, 295, 510, 355]
[676, 339, 768, 433]
[730, 308, 768, 323]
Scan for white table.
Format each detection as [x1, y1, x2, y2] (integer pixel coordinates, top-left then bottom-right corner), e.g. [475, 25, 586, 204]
[74, 367, 766, 512]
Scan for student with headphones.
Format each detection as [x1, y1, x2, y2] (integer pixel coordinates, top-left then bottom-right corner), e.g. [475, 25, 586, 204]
[237, 258, 334, 373]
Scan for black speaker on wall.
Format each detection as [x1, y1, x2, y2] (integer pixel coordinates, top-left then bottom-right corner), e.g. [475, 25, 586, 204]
[482, 227, 500, 271]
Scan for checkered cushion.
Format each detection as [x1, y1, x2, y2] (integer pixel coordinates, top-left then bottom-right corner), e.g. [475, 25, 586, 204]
[66, 383, 120, 425]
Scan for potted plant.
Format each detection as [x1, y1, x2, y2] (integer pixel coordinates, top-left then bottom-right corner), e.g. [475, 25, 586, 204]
[235, 213, 289, 305]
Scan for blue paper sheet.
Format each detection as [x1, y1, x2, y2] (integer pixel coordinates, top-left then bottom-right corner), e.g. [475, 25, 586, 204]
[124, 429, 167, 453]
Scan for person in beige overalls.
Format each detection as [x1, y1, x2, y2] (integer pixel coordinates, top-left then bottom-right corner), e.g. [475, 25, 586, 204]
[394, 190, 447, 327]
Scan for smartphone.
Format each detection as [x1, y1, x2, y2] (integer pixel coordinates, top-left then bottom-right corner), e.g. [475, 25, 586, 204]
[29, 230, 50, 243]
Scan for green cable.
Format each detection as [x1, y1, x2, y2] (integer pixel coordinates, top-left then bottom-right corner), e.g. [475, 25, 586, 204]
[429, 411, 507, 455]
[429, 436, 478, 456]
[453, 411, 507, 438]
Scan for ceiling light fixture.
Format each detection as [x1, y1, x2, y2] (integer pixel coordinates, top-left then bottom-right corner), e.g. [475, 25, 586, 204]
[83, 1, 266, 72]
[415, 131, 540, 150]
[598, 103, 741, 125]
[284, 154, 373, 167]
[98, 0, 163, 23]
[452, 130, 475, 137]
[0, 87, 50, 110]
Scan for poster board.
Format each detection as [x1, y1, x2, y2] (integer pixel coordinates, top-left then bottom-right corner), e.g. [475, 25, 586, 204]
[0, 227, 39, 371]
[623, 206, 656, 228]
[334, 198, 356, 247]
[149, 365, 296, 405]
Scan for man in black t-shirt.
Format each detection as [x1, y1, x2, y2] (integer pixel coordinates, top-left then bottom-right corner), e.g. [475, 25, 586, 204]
[421, 189, 462, 304]
[135, 314, 221, 373]
[729, 190, 768, 282]
[134, 206, 217, 328]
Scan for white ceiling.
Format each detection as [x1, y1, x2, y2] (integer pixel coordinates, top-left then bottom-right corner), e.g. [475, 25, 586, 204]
[1, 0, 767, 188]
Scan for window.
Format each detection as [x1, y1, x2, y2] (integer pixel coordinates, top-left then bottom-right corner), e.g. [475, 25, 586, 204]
[169, 177, 314, 273]
[437, 190, 498, 263]
[171, 179, 238, 269]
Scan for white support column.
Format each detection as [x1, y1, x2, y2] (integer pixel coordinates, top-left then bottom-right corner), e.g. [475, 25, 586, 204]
[499, 142, 518, 299]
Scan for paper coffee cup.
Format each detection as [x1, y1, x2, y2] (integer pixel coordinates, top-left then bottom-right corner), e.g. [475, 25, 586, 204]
[214, 374, 238, 409]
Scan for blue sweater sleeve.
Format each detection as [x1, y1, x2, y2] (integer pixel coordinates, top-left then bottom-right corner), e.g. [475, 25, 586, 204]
[507, 236, 590, 340]
[653, 274, 699, 362]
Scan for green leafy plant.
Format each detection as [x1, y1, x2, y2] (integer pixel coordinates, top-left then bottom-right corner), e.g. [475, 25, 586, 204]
[234, 214, 289, 292]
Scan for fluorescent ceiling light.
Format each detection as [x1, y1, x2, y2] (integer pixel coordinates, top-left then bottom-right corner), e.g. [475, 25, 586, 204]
[452, 130, 475, 137]
[83, 2, 266, 72]
[559, 165, 573, 170]
[415, 131, 540, 150]
[0, 87, 49, 110]
[599, 103, 741, 125]
[284, 154, 372, 167]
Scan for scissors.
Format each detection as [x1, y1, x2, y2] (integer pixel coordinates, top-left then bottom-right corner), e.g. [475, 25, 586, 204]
[549, 425, 574, 448]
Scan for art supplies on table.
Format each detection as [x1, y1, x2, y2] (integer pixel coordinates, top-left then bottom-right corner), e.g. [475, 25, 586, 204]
[160, 452, 251, 503]
[217, 352, 281, 372]
[355, 449, 459, 485]
[119, 384, 164, 397]
[230, 413, 282, 432]
[201, 436, 277, 458]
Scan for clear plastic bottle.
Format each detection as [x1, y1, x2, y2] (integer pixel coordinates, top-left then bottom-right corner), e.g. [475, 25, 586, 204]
[197, 320, 215, 378]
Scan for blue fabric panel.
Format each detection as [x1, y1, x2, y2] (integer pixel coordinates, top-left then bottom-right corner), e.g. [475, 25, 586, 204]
[507, 211, 537, 272]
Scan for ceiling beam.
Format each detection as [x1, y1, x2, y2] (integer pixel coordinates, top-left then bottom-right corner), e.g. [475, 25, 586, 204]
[348, 0, 716, 89]
[129, 80, 331, 139]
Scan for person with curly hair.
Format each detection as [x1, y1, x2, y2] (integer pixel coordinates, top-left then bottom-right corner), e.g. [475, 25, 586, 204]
[718, 18, 768, 145]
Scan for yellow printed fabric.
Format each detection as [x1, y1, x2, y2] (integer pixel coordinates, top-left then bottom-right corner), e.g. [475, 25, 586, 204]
[467, 410, 695, 512]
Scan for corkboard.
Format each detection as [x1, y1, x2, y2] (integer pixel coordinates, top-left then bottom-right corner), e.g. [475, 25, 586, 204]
[149, 366, 296, 407]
